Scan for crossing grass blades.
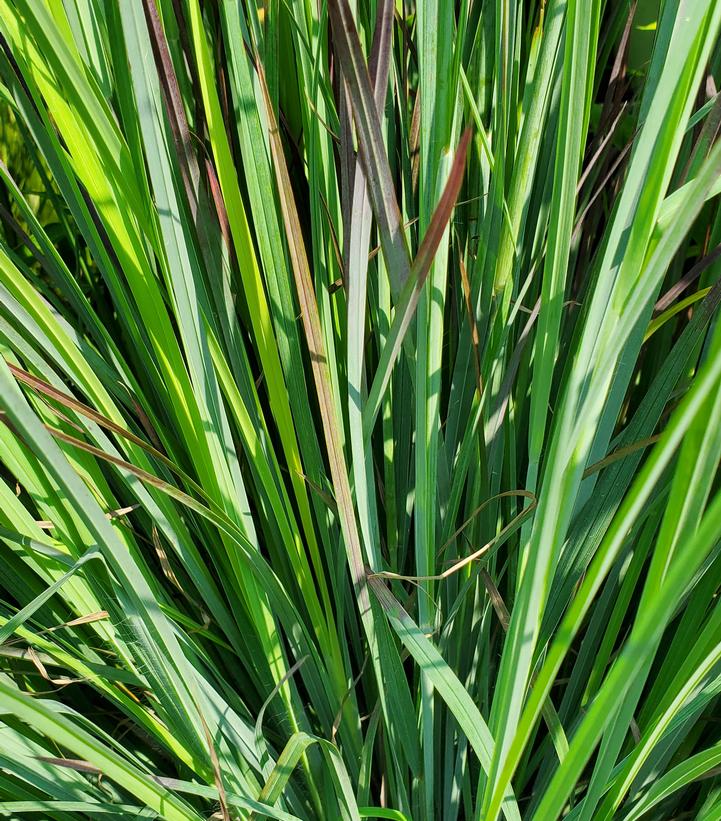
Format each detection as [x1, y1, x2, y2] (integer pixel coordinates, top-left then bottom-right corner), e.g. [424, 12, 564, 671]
[1, 0, 721, 818]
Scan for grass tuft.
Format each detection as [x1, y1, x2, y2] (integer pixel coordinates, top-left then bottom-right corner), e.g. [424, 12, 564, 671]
[1, 0, 721, 818]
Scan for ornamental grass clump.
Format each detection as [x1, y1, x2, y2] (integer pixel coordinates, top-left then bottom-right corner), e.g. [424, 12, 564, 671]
[1, 0, 721, 819]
